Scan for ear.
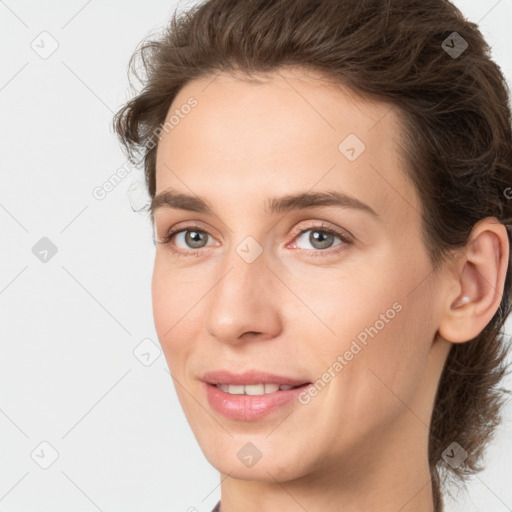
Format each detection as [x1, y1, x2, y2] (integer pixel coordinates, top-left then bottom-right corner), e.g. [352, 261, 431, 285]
[438, 217, 510, 343]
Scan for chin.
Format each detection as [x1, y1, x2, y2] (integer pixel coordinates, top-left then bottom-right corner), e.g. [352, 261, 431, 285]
[195, 431, 315, 482]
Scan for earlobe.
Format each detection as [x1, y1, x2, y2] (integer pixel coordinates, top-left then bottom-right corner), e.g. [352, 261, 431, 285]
[438, 218, 509, 344]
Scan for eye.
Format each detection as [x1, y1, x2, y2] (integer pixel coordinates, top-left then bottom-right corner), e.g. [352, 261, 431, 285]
[173, 228, 211, 250]
[157, 224, 217, 257]
[290, 223, 352, 254]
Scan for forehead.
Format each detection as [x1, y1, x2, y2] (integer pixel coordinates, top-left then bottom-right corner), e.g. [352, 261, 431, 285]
[154, 68, 419, 221]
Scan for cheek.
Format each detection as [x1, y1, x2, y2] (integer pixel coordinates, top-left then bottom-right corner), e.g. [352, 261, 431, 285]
[279, 260, 402, 353]
[151, 260, 174, 340]
[298, 295, 433, 461]
[289, 252, 434, 402]
[151, 257, 203, 369]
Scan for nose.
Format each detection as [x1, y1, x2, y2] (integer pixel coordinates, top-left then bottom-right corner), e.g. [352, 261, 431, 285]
[204, 247, 282, 346]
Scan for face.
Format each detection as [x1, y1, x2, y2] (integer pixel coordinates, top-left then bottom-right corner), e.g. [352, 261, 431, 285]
[151, 68, 449, 483]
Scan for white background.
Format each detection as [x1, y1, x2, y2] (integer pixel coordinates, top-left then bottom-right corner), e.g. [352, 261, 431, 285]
[1, 1, 511, 510]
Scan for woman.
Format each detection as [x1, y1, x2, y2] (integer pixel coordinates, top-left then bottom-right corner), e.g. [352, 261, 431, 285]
[113, 0, 512, 510]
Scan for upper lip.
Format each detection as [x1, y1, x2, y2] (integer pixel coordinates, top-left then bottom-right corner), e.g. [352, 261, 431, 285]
[201, 370, 310, 386]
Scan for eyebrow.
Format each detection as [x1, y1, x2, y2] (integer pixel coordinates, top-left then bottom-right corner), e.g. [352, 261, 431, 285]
[150, 188, 378, 219]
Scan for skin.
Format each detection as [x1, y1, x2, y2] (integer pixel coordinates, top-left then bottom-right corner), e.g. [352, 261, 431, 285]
[151, 68, 509, 512]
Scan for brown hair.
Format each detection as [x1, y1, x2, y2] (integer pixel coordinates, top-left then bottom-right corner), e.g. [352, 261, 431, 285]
[113, 0, 512, 509]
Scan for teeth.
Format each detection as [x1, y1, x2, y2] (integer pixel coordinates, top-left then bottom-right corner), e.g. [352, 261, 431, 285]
[215, 383, 299, 395]
[245, 384, 265, 395]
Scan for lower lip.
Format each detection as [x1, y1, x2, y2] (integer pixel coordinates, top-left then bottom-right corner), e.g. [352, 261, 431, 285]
[205, 383, 310, 421]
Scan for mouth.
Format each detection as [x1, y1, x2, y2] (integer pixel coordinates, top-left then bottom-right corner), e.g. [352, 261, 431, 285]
[201, 370, 312, 421]
[201, 369, 310, 387]
[212, 383, 305, 395]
